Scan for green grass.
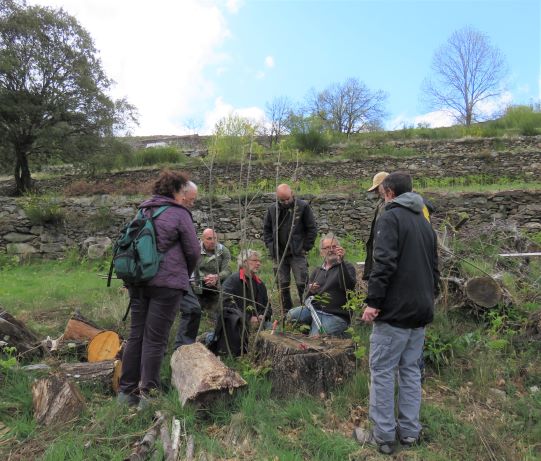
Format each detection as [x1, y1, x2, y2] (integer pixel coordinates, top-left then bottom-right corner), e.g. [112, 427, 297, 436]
[1, 233, 541, 459]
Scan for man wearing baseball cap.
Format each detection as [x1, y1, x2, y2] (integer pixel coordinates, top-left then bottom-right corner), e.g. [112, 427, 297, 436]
[363, 172, 389, 281]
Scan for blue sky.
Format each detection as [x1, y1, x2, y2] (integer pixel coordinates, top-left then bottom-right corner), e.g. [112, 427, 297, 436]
[29, 0, 540, 135]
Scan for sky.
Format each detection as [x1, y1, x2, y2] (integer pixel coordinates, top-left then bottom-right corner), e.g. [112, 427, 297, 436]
[27, 0, 541, 135]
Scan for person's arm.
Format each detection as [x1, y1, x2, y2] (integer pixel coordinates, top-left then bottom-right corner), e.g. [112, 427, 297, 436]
[302, 204, 318, 252]
[218, 246, 232, 281]
[262, 207, 275, 257]
[177, 210, 201, 276]
[364, 212, 399, 311]
[221, 273, 238, 310]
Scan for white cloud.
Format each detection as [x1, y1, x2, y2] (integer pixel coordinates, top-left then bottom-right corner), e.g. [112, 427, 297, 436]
[475, 91, 513, 117]
[264, 55, 275, 68]
[389, 110, 456, 130]
[28, 0, 231, 135]
[255, 70, 266, 79]
[203, 97, 266, 133]
[225, 0, 242, 14]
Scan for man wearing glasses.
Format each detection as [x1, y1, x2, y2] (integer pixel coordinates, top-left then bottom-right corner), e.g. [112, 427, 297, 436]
[263, 183, 317, 312]
[286, 234, 356, 336]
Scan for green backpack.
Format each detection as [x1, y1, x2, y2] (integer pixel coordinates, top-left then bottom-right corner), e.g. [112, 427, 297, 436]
[107, 206, 170, 287]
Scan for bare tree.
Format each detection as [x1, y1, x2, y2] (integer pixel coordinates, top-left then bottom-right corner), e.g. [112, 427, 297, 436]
[308, 78, 387, 136]
[265, 96, 292, 146]
[423, 26, 508, 126]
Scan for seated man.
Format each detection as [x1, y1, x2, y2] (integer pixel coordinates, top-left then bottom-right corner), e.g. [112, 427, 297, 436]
[209, 249, 272, 356]
[174, 228, 232, 349]
[287, 234, 356, 336]
[193, 228, 232, 316]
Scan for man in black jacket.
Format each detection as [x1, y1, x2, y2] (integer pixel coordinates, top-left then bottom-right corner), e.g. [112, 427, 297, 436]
[287, 234, 356, 336]
[263, 184, 317, 312]
[360, 172, 439, 455]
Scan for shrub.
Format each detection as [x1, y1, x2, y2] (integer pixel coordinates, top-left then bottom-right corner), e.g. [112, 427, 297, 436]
[19, 193, 64, 225]
[131, 146, 185, 167]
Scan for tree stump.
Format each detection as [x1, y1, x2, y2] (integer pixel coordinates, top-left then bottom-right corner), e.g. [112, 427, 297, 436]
[170, 343, 247, 407]
[0, 309, 42, 359]
[464, 277, 502, 308]
[255, 331, 356, 396]
[31, 375, 86, 425]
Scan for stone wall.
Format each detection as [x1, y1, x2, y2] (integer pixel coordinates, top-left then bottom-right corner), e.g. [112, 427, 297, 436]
[1, 190, 539, 258]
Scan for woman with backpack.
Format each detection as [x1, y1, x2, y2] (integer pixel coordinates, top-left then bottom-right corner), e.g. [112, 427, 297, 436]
[117, 170, 200, 408]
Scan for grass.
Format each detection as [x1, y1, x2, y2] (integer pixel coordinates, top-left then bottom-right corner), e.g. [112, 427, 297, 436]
[1, 229, 541, 459]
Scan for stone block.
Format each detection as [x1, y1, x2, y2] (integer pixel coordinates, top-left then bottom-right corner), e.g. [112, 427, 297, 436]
[6, 243, 37, 254]
[4, 232, 34, 243]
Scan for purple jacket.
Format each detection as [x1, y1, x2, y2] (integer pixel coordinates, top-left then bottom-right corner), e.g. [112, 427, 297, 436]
[138, 195, 200, 291]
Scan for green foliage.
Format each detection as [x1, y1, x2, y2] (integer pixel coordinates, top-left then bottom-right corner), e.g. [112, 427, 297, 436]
[0, 345, 17, 370]
[0, 2, 136, 193]
[489, 105, 541, 136]
[286, 115, 331, 154]
[208, 114, 263, 163]
[424, 330, 454, 371]
[19, 193, 65, 225]
[131, 146, 185, 167]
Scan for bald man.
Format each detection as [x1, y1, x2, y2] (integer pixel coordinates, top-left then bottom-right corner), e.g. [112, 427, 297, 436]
[263, 183, 317, 312]
[174, 228, 232, 349]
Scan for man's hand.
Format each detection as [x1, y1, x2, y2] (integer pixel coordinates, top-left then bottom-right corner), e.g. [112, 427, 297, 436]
[203, 274, 219, 287]
[308, 282, 320, 293]
[334, 245, 345, 259]
[361, 306, 380, 323]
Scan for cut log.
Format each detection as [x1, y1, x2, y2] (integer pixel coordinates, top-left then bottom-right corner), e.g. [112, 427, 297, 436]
[465, 277, 502, 308]
[63, 312, 102, 341]
[60, 360, 122, 392]
[170, 343, 247, 407]
[87, 330, 121, 362]
[31, 375, 86, 425]
[42, 338, 88, 361]
[255, 331, 356, 396]
[0, 309, 42, 359]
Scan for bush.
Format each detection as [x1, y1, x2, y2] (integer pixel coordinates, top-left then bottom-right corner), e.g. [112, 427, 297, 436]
[131, 146, 185, 167]
[19, 194, 65, 225]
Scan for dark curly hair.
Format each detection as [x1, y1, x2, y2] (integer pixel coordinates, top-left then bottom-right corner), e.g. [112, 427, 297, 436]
[152, 170, 189, 198]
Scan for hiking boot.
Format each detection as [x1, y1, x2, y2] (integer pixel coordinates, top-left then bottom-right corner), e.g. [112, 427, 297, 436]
[352, 427, 396, 455]
[400, 436, 419, 447]
[117, 392, 139, 407]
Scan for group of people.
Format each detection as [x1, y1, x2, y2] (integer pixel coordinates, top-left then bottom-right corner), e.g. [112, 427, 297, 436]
[116, 168, 440, 456]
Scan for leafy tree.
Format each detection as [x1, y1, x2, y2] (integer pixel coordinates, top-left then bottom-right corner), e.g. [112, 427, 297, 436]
[286, 113, 330, 154]
[0, 1, 136, 194]
[265, 96, 292, 147]
[209, 113, 262, 162]
[307, 77, 387, 136]
[423, 26, 508, 126]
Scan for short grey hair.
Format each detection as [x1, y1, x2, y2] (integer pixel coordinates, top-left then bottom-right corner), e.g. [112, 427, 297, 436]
[320, 233, 340, 250]
[237, 249, 260, 269]
[181, 180, 197, 193]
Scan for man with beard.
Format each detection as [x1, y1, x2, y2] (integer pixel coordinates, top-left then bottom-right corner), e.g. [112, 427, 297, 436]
[286, 234, 356, 336]
[263, 183, 317, 312]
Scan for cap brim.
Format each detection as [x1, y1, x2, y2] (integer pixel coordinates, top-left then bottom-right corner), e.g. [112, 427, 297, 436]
[367, 184, 378, 191]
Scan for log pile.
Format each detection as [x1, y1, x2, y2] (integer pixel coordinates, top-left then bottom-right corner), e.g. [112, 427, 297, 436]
[255, 331, 356, 396]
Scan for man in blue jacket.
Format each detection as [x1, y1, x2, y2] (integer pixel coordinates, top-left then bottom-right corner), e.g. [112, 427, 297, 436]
[360, 172, 440, 455]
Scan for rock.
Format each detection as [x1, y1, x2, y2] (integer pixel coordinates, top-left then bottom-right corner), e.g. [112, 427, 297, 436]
[87, 243, 110, 259]
[6, 243, 37, 255]
[529, 386, 539, 394]
[40, 243, 65, 253]
[3, 232, 35, 243]
[488, 388, 506, 400]
[524, 222, 541, 230]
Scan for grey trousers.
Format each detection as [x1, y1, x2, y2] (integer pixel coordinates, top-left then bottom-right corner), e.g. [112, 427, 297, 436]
[369, 322, 425, 443]
[275, 254, 308, 312]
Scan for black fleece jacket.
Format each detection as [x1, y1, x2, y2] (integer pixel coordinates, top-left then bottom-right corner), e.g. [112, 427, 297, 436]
[309, 261, 356, 322]
[365, 192, 440, 329]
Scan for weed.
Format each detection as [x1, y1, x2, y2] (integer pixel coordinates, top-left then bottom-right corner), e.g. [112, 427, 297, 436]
[19, 193, 65, 225]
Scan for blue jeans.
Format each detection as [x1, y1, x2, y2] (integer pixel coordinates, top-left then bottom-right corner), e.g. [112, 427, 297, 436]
[369, 322, 425, 443]
[287, 306, 348, 336]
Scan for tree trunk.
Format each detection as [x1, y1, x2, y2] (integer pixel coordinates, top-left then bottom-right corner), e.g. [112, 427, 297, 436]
[0, 309, 42, 359]
[32, 375, 86, 425]
[255, 331, 356, 396]
[60, 360, 122, 392]
[170, 343, 247, 407]
[464, 277, 503, 308]
[14, 150, 33, 195]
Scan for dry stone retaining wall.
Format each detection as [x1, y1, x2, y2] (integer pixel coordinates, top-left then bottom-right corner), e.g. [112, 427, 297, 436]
[1, 190, 539, 258]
